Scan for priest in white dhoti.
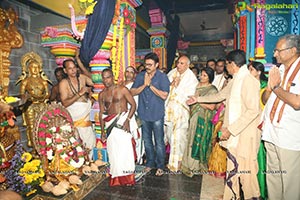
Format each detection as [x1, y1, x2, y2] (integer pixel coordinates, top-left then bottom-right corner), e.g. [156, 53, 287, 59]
[165, 55, 198, 172]
[98, 68, 137, 186]
[67, 99, 95, 159]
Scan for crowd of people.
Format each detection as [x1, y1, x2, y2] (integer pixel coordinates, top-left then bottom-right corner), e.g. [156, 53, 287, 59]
[35, 34, 300, 199]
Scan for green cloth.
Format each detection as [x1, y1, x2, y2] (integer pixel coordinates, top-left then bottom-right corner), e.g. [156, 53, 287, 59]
[191, 115, 213, 166]
[257, 141, 267, 199]
[260, 80, 267, 89]
[181, 84, 217, 177]
[257, 81, 268, 199]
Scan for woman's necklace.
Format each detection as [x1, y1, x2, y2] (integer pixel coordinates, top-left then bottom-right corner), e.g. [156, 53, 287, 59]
[67, 77, 80, 95]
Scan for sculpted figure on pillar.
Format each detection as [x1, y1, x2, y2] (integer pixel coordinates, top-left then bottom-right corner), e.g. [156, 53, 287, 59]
[0, 7, 23, 97]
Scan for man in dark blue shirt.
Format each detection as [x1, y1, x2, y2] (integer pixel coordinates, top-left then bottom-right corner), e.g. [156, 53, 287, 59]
[131, 52, 170, 176]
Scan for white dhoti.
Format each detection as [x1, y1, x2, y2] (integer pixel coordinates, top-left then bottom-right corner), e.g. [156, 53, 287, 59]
[67, 100, 95, 159]
[165, 109, 189, 172]
[165, 68, 198, 172]
[106, 112, 138, 186]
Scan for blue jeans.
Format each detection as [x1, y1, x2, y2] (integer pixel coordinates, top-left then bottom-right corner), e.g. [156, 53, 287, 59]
[141, 118, 166, 169]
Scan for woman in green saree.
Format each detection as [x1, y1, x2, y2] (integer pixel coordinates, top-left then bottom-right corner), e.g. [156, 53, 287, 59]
[181, 67, 218, 177]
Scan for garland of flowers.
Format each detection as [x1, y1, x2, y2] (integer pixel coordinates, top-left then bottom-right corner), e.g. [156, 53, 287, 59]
[123, 5, 136, 32]
[78, 0, 97, 16]
[37, 107, 73, 156]
[36, 106, 85, 168]
[55, 135, 85, 168]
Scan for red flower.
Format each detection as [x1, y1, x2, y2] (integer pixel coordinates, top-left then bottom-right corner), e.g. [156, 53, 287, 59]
[123, 9, 129, 17]
[39, 141, 46, 146]
[125, 18, 130, 25]
[53, 108, 61, 115]
[40, 148, 46, 155]
[38, 131, 46, 137]
[130, 22, 136, 29]
[45, 147, 51, 151]
[1, 161, 11, 169]
[39, 123, 47, 129]
[56, 127, 60, 133]
[55, 138, 62, 143]
[46, 111, 53, 118]
[77, 152, 84, 156]
[41, 116, 48, 121]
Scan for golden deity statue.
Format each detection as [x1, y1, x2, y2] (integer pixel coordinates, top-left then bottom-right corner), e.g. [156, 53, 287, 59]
[0, 7, 23, 97]
[16, 52, 52, 148]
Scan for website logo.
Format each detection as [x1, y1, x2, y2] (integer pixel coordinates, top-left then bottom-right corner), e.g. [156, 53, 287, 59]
[237, 2, 298, 12]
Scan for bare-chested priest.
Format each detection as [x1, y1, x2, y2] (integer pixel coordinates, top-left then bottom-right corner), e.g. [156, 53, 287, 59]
[98, 68, 137, 186]
[59, 59, 95, 159]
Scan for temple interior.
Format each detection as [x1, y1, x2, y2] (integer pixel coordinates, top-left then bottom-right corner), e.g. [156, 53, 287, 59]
[0, 0, 299, 199]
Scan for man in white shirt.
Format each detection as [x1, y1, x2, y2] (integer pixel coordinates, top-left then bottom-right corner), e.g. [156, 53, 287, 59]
[212, 58, 227, 91]
[261, 34, 300, 200]
[165, 55, 198, 172]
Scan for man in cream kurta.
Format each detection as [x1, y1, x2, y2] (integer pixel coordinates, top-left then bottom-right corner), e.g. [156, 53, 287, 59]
[187, 50, 261, 199]
[165, 55, 198, 172]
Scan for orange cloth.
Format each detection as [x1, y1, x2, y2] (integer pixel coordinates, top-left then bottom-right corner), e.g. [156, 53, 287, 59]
[74, 113, 92, 127]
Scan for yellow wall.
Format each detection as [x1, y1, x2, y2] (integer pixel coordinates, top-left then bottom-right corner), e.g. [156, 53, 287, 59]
[31, 0, 83, 18]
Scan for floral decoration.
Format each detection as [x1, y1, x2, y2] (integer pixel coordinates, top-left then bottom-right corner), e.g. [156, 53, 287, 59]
[35, 104, 85, 169]
[44, 26, 58, 38]
[5, 141, 45, 197]
[112, 1, 136, 32]
[78, 0, 97, 16]
[46, 124, 85, 168]
[37, 108, 72, 157]
[123, 6, 136, 30]
[112, 0, 121, 25]
[55, 134, 85, 168]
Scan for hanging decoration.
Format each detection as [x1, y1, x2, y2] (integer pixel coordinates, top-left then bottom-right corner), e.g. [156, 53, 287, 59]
[78, 0, 98, 16]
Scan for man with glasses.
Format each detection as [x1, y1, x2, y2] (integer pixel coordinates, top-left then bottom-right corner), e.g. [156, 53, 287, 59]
[131, 52, 170, 176]
[261, 34, 300, 200]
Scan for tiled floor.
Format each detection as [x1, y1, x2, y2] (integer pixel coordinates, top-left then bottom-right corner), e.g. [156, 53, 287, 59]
[83, 169, 203, 200]
[200, 175, 224, 200]
[16, 117, 225, 200]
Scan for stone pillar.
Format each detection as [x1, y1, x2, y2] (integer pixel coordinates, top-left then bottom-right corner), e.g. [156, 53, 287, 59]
[147, 8, 168, 70]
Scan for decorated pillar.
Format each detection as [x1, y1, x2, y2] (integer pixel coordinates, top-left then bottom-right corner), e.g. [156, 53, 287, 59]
[111, 0, 142, 83]
[41, 26, 80, 67]
[147, 8, 168, 70]
[255, 0, 266, 60]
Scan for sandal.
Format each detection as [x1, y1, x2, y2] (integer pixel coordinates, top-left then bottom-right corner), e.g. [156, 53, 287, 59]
[155, 169, 164, 177]
[144, 167, 152, 174]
